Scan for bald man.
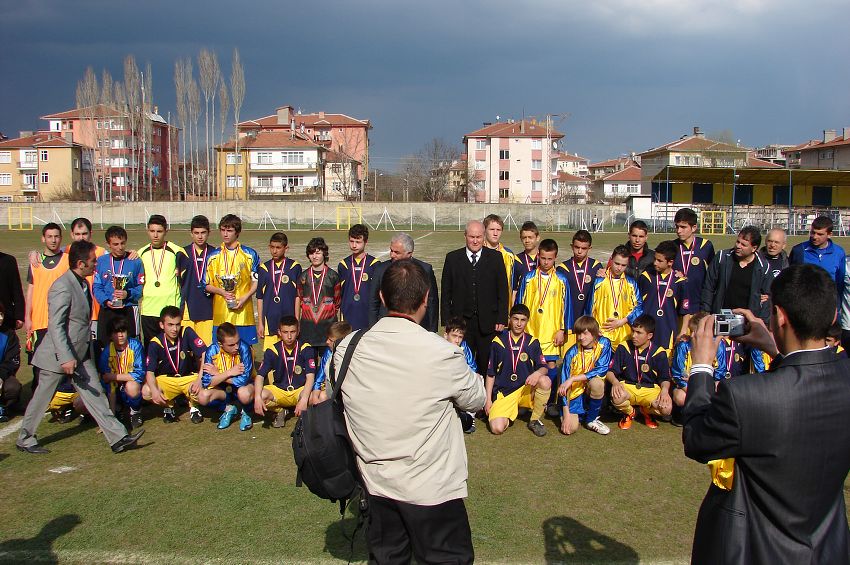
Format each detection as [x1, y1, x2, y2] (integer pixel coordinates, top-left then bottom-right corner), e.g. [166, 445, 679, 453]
[759, 228, 789, 280]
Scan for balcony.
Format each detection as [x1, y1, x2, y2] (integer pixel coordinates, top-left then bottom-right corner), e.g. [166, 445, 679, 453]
[17, 161, 37, 170]
[249, 161, 319, 172]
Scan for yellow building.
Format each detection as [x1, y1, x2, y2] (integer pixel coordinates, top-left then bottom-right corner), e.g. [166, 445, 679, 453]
[0, 132, 92, 202]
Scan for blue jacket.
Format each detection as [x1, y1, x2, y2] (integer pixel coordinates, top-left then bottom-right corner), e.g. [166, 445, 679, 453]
[789, 240, 846, 300]
[93, 253, 144, 307]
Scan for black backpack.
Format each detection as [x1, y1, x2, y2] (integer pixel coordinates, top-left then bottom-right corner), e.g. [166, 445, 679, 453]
[292, 329, 365, 514]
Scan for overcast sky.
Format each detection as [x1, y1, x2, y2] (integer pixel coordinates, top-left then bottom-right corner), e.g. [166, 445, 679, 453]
[1, 0, 848, 168]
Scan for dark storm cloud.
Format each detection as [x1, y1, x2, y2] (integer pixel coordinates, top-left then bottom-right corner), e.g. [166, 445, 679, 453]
[1, 0, 848, 166]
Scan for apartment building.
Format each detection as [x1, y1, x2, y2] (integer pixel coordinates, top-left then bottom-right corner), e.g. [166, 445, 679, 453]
[598, 164, 642, 200]
[785, 128, 850, 170]
[463, 119, 564, 204]
[555, 152, 589, 177]
[588, 156, 640, 180]
[554, 172, 589, 203]
[0, 131, 92, 202]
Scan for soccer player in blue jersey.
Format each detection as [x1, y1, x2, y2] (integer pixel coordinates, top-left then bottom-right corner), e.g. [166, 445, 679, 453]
[607, 314, 672, 429]
[671, 312, 724, 411]
[98, 316, 146, 429]
[671, 207, 715, 337]
[257, 232, 302, 350]
[485, 304, 550, 437]
[310, 320, 353, 405]
[444, 316, 479, 434]
[142, 306, 208, 424]
[337, 224, 379, 330]
[93, 226, 144, 346]
[513, 221, 540, 290]
[197, 322, 255, 431]
[789, 215, 846, 302]
[254, 316, 316, 428]
[638, 240, 688, 352]
[558, 230, 605, 340]
[178, 215, 214, 346]
[558, 315, 612, 436]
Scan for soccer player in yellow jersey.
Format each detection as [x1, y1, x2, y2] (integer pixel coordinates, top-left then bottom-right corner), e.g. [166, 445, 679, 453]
[138, 215, 186, 346]
[588, 245, 643, 349]
[196, 323, 256, 431]
[483, 214, 521, 302]
[204, 214, 260, 345]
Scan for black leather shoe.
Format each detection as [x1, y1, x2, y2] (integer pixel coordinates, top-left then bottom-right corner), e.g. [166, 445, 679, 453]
[111, 429, 145, 453]
[17, 443, 50, 454]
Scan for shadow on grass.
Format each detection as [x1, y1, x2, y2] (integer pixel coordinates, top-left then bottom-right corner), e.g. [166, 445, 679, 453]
[0, 454, 7, 463]
[323, 504, 369, 563]
[543, 516, 639, 564]
[0, 514, 80, 564]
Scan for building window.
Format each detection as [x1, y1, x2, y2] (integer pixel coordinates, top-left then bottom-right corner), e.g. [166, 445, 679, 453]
[499, 187, 509, 199]
[474, 181, 484, 191]
[610, 183, 620, 194]
[281, 151, 305, 164]
[330, 163, 343, 173]
[675, 156, 681, 165]
[531, 159, 542, 170]
[813, 186, 832, 207]
[40, 150, 49, 162]
[692, 183, 713, 204]
[226, 153, 242, 165]
[773, 185, 791, 206]
[24, 173, 36, 186]
[734, 184, 753, 205]
[256, 152, 273, 165]
[282, 175, 305, 190]
[41, 172, 49, 184]
[226, 176, 243, 188]
[499, 171, 509, 181]
[531, 180, 542, 192]
[256, 176, 272, 188]
[0, 196, 11, 202]
[693, 156, 701, 166]
[0, 173, 11, 186]
[474, 160, 485, 171]
[627, 183, 640, 194]
[820, 150, 834, 160]
[531, 139, 542, 150]
[332, 182, 342, 191]
[0, 152, 10, 164]
[651, 181, 672, 203]
[475, 140, 486, 150]
[499, 150, 510, 160]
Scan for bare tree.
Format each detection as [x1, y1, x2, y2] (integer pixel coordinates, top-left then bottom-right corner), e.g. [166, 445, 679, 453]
[112, 80, 125, 202]
[405, 138, 460, 202]
[174, 59, 187, 199]
[75, 67, 99, 201]
[143, 61, 153, 200]
[218, 78, 229, 196]
[123, 55, 141, 201]
[99, 69, 114, 202]
[230, 48, 245, 200]
[198, 48, 220, 199]
[187, 76, 201, 198]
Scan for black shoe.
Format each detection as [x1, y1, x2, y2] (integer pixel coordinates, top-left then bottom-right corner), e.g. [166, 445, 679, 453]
[111, 429, 145, 453]
[57, 408, 75, 424]
[545, 404, 561, 418]
[190, 409, 204, 424]
[0, 406, 9, 423]
[527, 419, 547, 437]
[458, 411, 475, 434]
[162, 409, 177, 424]
[17, 443, 50, 454]
[129, 412, 143, 429]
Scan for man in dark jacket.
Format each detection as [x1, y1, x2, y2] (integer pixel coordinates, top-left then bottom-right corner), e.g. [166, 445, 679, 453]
[758, 227, 789, 280]
[623, 220, 655, 281]
[684, 264, 850, 564]
[700, 226, 773, 323]
[0, 250, 25, 332]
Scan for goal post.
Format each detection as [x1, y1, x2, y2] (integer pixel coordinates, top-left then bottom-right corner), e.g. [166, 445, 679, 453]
[699, 210, 726, 236]
[7, 206, 33, 231]
[335, 205, 363, 230]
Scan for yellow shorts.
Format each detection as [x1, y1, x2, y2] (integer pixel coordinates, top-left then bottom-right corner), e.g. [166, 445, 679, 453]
[155, 374, 198, 404]
[489, 385, 533, 422]
[48, 391, 78, 411]
[181, 314, 213, 347]
[623, 383, 661, 408]
[263, 334, 280, 351]
[264, 384, 304, 410]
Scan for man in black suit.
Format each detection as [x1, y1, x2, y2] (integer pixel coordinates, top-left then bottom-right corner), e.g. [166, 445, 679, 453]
[368, 233, 439, 332]
[684, 264, 850, 564]
[441, 220, 509, 373]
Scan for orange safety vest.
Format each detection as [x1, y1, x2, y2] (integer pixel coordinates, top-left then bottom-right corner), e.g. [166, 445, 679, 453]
[31, 254, 69, 331]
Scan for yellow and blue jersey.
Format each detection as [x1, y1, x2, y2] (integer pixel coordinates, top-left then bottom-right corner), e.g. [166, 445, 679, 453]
[671, 338, 725, 388]
[719, 338, 766, 378]
[588, 273, 643, 348]
[673, 236, 715, 314]
[558, 257, 603, 329]
[313, 347, 334, 391]
[835, 345, 847, 359]
[204, 243, 260, 327]
[487, 330, 546, 398]
[178, 243, 214, 322]
[337, 254, 380, 330]
[638, 270, 688, 351]
[610, 341, 670, 387]
[560, 337, 612, 403]
[138, 242, 186, 317]
[514, 251, 537, 290]
[516, 268, 572, 357]
[201, 340, 254, 388]
[257, 257, 302, 333]
[258, 341, 316, 390]
[494, 243, 521, 293]
[97, 338, 146, 384]
[145, 327, 207, 377]
[461, 340, 477, 373]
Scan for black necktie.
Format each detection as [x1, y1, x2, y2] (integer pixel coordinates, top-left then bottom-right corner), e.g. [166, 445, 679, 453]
[471, 252, 477, 267]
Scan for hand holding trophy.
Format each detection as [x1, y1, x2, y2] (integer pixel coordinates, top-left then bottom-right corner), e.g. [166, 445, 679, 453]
[111, 273, 129, 308]
[218, 273, 240, 309]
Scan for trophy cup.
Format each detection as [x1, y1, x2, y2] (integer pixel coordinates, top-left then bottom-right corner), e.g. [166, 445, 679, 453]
[112, 273, 129, 308]
[218, 273, 240, 309]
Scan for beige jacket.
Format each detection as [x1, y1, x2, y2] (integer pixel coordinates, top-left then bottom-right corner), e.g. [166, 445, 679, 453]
[336, 316, 485, 505]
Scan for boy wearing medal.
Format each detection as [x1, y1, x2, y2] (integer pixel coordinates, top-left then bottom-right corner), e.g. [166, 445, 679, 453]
[297, 237, 342, 358]
[638, 240, 688, 352]
[588, 245, 643, 349]
[444, 316, 479, 434]
[558, 315, 613, 436]
[98, 316, 147, 429]
[671, 312, 725, 410]
[337, 224, 379, 330]
[671, 207, 715, 337]
[485, 304, 550, 437]
[257, 232, 302, 350]
[254, 316, 316, 428]
[138, 215, 187, 346]
[483, 214, 521, 300]
[607, 314, 672, 429]
[557, 230, 604, 347]
[204, 214, 261, 345]
[310, 320, 353, 405]
[178, 215, 214, 346]
[196, 322, 256, 431]
[93, 226, 144, 347]
[514, 221, 540, 290]
[142, 306, 208, 424]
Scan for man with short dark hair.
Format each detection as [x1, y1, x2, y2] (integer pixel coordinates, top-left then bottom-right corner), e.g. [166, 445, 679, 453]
[789, 215, 846, 301]
[701, 226, 773, 323]
[337, 259, 484, 564]
[624, 220, 655, 280]
[671, 208, 715, 334]
[684, 264, 850, 564]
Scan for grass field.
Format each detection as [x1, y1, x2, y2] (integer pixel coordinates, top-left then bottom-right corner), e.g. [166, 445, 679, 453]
[1, 226, 848, 564]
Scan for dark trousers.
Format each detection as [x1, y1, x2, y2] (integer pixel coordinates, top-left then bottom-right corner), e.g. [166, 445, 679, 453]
[463, 314, 495, 375]
[141, 315, 162, 348]
[842, 330, 850, 354]
[366, 495, 474, 565]
[0, 375, 21, 408]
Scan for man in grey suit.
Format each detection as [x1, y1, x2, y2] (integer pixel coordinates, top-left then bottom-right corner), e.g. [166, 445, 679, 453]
[17, 240, 143, 454]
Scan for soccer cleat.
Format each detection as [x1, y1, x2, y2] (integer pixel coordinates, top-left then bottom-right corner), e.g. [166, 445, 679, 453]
[527, 419, 547, 437]
[584, 417, 610, 435]
[190, 408, 204, 424]
[545, 404, 561, 418]
[459, 411, 475, 434]
[129, 411, 143, 429]
[58, 408, 75, 424]
[239, 409, 253, 431]
[0, 406, 8, 423]
[641, 407, 658, 429]
[217, 405, 238, 429]
[162, 408, 177, 424]
[618, 410, 635, 430]
[273, 409, 290, 429]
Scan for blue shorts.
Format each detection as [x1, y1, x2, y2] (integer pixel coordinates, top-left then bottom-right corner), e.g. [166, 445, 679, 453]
[566, 394, 586, 415]
[672, 375, 688, 389]
[212, 324, 258, 345]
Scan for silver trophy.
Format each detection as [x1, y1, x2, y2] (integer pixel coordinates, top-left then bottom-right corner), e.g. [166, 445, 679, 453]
[112, 273, 129, 308]
[218, 273, 240, 309]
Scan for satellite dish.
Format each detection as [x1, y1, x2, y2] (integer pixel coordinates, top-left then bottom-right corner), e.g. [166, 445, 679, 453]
[552, 142, 558, 149]
[496, 115, 501, 121]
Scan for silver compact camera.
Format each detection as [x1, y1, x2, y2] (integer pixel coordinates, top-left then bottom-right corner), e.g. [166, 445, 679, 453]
[714, 309, 746, 337]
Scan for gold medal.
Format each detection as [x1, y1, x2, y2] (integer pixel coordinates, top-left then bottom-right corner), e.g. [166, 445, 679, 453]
[520, 352, 528, 362]
[690, 256, 700, 266]
[641, 363, 650, 373]
[180, 351, 186, 359]
[665, 289, 673, 298]
[361, 273, 369, 281]
[294, 365, 302, 375]
[286, 385, 295, 392]
[510, 373, 518, 382]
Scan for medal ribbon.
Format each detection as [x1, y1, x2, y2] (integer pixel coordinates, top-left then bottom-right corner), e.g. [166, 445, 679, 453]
[193, 244, 209, 283]
[272, 259, 285, 298]
[349, 255, 366, 296]
[508, 333, 526, 377]
[571, 258, 588, 296]
[310, 265, 328, 309]
[281, 341, 298, 388]
[223, 244, 240, 277]
[725, 340, 735, 374]
[162, 333, 180, 374]
[633, 342, 652, 386]
[656, 273, 673, 312]
[523, 253, 534, 272]
[151, 245, 166, 284]
[536, 268, 555, 312]
[608, 273, 625, 315]
[110, 255, 125, 279]
[116, 346, 129, 375]
[680, 240, 695, 277]
[220, 350, 235, 373]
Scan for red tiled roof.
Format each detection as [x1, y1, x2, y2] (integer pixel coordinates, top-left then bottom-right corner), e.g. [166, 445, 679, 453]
[746, 156, 783, 168]
[217, 130, 324, 150]
[238, 111, 370, 129]
[639, 135, 746, 156]
[556, 152, 589, 163]
[41, 104, 125, 120]
[557, 171, 586, 183]
[0, 132, 78, 149]
[793, 135, 850, 152]
[325, 150, 361, 164]
[782, 140, 820, 153]
[465, 120, 564, 139]
[589, 157, 639, 169]
[602, 165, 642, 182]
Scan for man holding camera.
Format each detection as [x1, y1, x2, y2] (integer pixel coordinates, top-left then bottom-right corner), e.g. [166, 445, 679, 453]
[684, 264, 850, 564]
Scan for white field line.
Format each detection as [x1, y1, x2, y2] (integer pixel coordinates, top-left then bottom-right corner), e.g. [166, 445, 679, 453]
[0, 412, 47, 442]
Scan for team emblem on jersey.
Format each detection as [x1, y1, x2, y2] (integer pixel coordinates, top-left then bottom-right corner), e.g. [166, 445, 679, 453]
[294, 365, 302, 375]
[252, 272, 259, 281]
[282, 275, 289, 284]
[683, 299, 690, 310]
[665, 289, 674, 297]
[520, 352, 528, 362]
[139, 274, 145, 284]
[308, 358, 316, 369]
[194, 338, 205, 348]
[362, 273, 369, 281]
[690, 257, 700, 266]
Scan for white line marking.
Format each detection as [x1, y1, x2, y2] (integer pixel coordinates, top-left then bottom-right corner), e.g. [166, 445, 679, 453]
[0, 413, 46, 442]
